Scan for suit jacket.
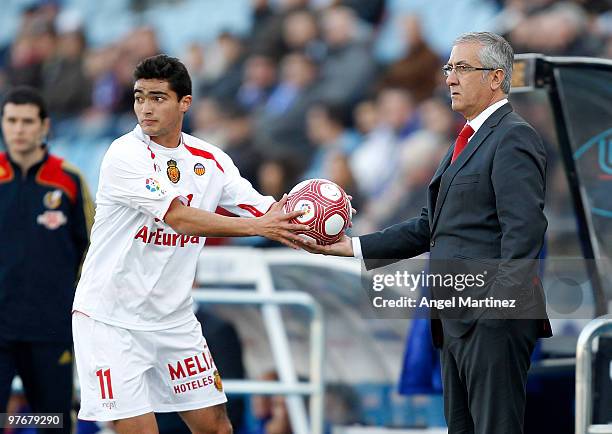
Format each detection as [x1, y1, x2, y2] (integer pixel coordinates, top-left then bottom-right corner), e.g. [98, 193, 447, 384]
[359, 103, 553, 348]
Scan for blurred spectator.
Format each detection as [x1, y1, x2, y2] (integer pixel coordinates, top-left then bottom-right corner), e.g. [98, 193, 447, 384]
[83, 26, 161, 116]
[112, 26, 162, 114]
[303, 101, 358, 180]
[249, 0, 310, 60]
[251, 374, 362, 434]
[282, 10, 325, 62]
[200, 32, 246, 102]
[251, 371, 292, 434]
[84, 45, 123, 114]
[337, 0, 386, 26]
[355, 96, 453, 231]
[249, 0, 276, 48]
[191, 97, 227, 147]
[41, 10, 91, 117]
[253, 52, 318, 161]
[237, 53, 278, 110]
[377, 15, 442, 103]
[352, 98, 378, 138]
[221, 103, 262, 186]
[123, 26, 160, 64]
[350, 87, 420, 200]
[264, 395, 293, 434]
[325, 152, 364, 212]
[257, 156, 301, 200]
[507, 1, 602, 56]
[314, 6, 377, 107]
[6, 20, 56, 89]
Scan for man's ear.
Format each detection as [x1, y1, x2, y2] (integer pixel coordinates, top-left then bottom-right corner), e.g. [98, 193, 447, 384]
[41, 118, 51, 140]
[490, 69, 505, 92]
[179, 95, 192, 114]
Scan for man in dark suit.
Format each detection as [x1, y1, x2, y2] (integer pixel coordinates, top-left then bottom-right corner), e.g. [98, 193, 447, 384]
[300, 32, 552, 434]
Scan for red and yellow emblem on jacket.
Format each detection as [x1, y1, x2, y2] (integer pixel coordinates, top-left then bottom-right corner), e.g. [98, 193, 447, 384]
[166, 159, 180, 183]
[43, 189, 63, 209]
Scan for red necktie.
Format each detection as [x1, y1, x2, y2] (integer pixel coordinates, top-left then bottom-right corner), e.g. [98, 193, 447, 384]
[451, 123, 475, 163]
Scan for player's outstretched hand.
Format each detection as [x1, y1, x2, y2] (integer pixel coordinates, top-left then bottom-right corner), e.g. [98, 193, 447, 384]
[254, 194, 310, 249]
[295, 234, 354, 257]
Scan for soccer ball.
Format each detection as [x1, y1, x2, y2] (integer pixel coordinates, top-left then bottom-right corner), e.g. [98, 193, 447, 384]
[284, 179, 352, 245]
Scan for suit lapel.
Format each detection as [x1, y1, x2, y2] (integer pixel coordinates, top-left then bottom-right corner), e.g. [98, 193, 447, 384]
[427, 146, 453, 227]
[430, 103, 513, 233]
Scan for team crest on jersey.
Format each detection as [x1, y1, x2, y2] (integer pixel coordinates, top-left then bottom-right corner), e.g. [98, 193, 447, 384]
[213, 370, 223, 392]
[194, 163, 206, 176]
[43, 189, 62, 209]
[167, 159, 180, 183]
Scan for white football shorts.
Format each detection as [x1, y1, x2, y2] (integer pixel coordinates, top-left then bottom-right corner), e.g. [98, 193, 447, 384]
[72, 311, 227, 421]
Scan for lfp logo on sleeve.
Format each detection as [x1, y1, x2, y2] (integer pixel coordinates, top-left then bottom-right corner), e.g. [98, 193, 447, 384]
[145, 178, 165, 197]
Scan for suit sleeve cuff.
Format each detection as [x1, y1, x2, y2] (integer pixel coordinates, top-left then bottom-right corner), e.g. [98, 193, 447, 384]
[352, 237, 363, 259]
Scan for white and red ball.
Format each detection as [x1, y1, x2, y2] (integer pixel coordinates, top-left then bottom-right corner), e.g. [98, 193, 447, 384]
[284, 179, 351, 245]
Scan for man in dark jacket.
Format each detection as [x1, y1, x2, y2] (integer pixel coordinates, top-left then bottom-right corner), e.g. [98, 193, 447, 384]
[0, 86, 93, 433]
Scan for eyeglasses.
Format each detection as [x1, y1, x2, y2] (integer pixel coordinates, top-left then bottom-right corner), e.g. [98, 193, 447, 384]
[442, 64, 496, 77]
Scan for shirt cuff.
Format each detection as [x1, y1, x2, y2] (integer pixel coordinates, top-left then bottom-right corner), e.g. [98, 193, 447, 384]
[352, 237, 363, 259]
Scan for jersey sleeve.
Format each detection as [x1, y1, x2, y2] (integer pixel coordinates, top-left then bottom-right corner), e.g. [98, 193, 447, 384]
[216, 152, 275, 218]
[98, 144, 183, 220]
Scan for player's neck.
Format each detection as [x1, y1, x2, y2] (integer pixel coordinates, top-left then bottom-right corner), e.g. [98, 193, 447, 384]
[9, 145, 46, 175]
[151, 131, 182, 149]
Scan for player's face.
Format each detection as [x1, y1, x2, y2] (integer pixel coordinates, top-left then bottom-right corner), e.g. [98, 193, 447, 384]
[445, 42, 495, 120]
[1, 103, 49, 156]
[134, 79, 191, 140]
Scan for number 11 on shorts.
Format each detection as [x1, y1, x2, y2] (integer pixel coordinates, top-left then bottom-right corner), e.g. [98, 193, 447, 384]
[96, 368, 114, 399]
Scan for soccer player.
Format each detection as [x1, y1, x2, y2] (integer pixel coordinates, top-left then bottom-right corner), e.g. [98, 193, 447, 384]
[72, 54, 308, 434]
[0, 86, 94, 434]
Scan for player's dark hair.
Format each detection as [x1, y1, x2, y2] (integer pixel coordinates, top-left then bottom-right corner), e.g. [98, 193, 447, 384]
[134, 54, 192, 100]
[1, 86, 48, 121]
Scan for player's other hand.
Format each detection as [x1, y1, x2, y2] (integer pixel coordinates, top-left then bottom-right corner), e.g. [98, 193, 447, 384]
[255, 194, 310, 249]
[295, 234, 354, 257]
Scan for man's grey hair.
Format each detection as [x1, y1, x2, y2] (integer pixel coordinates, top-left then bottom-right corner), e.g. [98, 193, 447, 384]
[454, 32, 514, 94]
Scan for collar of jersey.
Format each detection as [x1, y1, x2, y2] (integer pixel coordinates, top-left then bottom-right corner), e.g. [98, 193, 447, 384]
[132, 124, 185, 153]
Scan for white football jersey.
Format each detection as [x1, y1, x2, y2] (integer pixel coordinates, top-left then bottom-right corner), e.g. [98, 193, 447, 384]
[73, 125, 274, 330]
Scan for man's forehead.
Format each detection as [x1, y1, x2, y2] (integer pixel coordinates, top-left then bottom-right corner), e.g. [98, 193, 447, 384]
[2, 102, 40, 118]
[447, 42, 481, 64]
[134, 79, 172, 94]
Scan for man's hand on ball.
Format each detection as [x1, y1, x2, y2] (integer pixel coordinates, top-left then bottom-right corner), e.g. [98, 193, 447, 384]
[295, 234, 354, 257]
[255, 194, 309, 249]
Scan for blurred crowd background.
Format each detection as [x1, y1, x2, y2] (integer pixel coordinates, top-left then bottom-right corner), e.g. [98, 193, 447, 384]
[1, 0, 611, 238]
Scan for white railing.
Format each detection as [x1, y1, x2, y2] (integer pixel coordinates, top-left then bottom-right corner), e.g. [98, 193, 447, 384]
[192, 289, 325, 434]
[575, 316, 612, 434]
